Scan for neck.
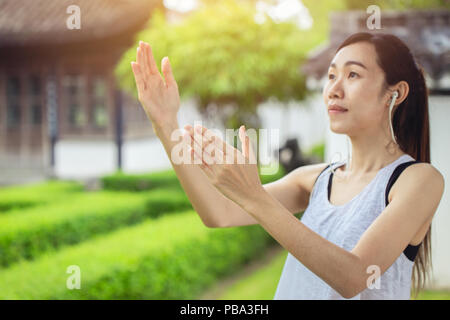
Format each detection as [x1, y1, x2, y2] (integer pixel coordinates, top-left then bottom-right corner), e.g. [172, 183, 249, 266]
[341, 129, 406, 176]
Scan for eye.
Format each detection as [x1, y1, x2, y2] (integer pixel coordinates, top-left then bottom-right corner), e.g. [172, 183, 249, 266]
[328, 73, 335, 80]
[349, 71, 359, 78]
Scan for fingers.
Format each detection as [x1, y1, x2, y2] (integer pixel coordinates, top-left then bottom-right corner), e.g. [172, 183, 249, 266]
[247, 135, 257, 164]
[192, 125, 226, 163]
[137, 45, 148, 78]
[238, 126, 247, 157]
[197, 125, 232, 158]
[182, 130, 215, 177]
[184, 124, 245, 165]
[183, 125, 200, 159]
[141, 41, 159, 75]
[183, 126, 215, 164]
[162, 56, 177, 90]
[130, 62, 145, 93]
[136, 41, 158, 77]
[141, 42, 152, 75]
[239, 125, 257, 164]
[182, 131, 197, 164]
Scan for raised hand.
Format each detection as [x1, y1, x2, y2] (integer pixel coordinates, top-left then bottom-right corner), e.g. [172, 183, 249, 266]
[182, 124, 261, 210]
[130, 41, 180, 131]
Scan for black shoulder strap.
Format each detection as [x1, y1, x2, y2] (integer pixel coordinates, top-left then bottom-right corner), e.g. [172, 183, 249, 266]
[386, 160, 423, 262]
[314, 164, 332, 186]
[385, 160, 421, 207]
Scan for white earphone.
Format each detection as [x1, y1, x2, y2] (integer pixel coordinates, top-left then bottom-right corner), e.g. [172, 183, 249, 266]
[389, 91, 399, 144]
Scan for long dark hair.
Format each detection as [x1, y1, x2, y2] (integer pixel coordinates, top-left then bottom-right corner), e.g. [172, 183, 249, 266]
[336, 32, 431, 299]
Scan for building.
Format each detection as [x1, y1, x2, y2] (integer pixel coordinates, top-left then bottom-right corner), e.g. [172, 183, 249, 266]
[303, 9, 450, 289]
[0, 0, 163, 185]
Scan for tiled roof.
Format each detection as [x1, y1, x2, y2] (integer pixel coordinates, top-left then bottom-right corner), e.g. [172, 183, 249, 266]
[303, 10, 450, 82]
[0, 0, 160, 46]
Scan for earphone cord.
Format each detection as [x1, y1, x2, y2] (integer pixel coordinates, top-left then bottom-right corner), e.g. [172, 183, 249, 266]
[389, 93, 398, 145]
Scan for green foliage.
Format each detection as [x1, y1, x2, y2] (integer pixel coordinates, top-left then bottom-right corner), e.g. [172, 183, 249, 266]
[100, 169, 181, 192]
[115, 0, 314, 130]
[0, 211, 273, 299]
[260, 162, 286, 184]
[102, 165, 285, 192]
[0, 180, 84, 213]
[215, 248, 288, 300]
[306, 142, 325, 162]
[143, 189, 193, 219]
[0, 189, 192, 267]
[0, 164, 286, 299]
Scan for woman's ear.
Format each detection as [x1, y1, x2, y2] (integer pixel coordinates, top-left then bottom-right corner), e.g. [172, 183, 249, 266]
[390, 81, 409, 107]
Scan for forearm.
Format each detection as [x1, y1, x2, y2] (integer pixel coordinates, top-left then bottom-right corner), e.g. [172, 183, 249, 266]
[244, 188, 365, 298]
[153, 120, 233, 227]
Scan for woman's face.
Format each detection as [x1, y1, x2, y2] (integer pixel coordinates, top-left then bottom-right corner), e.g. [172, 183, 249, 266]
[323, 42, 389, 136]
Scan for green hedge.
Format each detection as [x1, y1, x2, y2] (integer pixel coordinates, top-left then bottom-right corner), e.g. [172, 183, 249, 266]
[0, 211, 275, 299]
[260, 164, 285, 184]
[100, 169, 182, 192]
[0, 165, 284, 268]
[0, 180, 85, 213]
[101, 165, 285, 192]
[305, 142, 325, 162]
[0, 189, 192, 268]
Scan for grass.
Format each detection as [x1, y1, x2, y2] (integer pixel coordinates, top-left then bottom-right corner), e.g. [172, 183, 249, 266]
[413, 290, 450, 300]
[0, 210, 274, 299]
[211, 247, 450, 300]
[217, 246, 287, 300]
[0, 180, 85, 213]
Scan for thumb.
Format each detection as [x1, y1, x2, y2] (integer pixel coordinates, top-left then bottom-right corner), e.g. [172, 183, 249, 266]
[161, 57, 177, 89]
[239, 125, 257, 165]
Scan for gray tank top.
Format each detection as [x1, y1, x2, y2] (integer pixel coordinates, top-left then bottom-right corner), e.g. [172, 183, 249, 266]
[274, 153, 417, 300]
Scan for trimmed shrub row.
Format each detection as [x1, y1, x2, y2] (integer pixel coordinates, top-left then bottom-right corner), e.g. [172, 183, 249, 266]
[0, 211, 276, 299]
[101, 166, 285, 192]
[0, 189, 192, 268]
[100, 169, 182, 192]
[0, 180, 85, 213]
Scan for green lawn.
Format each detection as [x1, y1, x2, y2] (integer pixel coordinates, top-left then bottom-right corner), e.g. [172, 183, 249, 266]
[215, 247, 450, 300]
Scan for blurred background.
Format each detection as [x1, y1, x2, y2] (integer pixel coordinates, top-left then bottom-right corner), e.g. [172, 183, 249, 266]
[0, 0, 448, 299]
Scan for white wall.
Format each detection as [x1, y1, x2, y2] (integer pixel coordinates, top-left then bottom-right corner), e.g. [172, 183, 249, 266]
[428, 95, 450, 289]
[258, 93, 327, 154]
[54, 96, 328, 179]
[55, 140, 117, 179]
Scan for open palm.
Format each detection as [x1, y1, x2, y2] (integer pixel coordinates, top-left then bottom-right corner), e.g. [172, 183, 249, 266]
[131, 41, 180, 128]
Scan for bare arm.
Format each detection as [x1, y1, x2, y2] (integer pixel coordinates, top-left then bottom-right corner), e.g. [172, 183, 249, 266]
[219, 162, 330, 227]
[154, 121, 246, 227]
[158, 121, 328, 228]
[131, 41, 251, 227]
[159, 121, 328, 228]
[131, 41, 328, 228]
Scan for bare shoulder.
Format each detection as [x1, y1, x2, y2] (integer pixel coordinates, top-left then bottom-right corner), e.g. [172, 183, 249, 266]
[285, 162, 331, 194]
[389, 162, 445, 203]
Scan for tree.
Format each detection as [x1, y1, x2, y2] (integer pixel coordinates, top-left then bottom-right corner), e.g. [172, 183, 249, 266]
[116, 0, 310, 133]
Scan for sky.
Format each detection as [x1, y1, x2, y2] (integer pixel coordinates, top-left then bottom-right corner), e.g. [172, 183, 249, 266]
[163, 0, 313, 29]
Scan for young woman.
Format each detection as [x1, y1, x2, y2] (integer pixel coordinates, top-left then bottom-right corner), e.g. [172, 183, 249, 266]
[130, 32, 445, 300]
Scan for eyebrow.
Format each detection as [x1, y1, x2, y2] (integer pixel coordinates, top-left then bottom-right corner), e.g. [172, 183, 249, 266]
[329, 60, 368, 70]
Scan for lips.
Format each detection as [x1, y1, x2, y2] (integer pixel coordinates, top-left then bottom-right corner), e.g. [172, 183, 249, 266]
[328, 104, 348, 112]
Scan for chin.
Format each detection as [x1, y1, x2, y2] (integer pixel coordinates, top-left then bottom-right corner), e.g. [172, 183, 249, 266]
[329, 122, 349, 135]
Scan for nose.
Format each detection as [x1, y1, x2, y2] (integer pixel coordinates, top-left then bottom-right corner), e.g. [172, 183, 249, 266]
[326, 77, 344, 100]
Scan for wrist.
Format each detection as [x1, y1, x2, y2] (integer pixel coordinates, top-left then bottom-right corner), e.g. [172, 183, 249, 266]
[152, 119, 180, 139]
[242, 185, 270, 215]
